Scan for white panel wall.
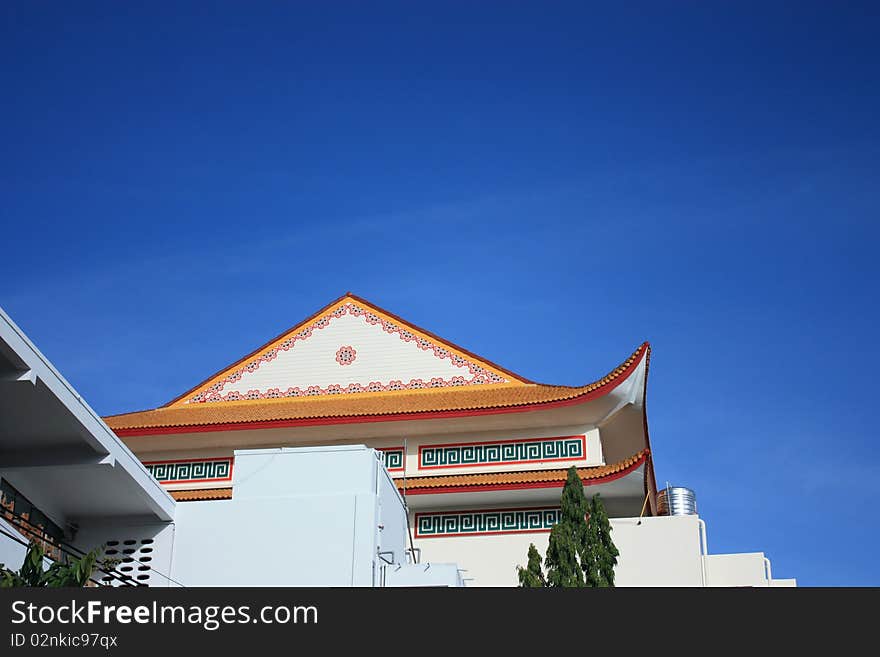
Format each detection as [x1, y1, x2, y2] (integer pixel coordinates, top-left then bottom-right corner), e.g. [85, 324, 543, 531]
[231, 445, 377, 499]
[704, 553, 768, 587]
[169, 446, 408, 587]
[172, 496, 371, 586]
[612, 516, 705, 586]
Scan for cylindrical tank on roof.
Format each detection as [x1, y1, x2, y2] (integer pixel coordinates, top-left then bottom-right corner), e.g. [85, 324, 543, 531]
[657, 486, 698, 516]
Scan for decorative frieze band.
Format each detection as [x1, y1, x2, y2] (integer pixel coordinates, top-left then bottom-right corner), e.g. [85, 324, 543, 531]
[418, 435, 586, 470]
[414, 507, 561, 538]
[143, 457, 233, 484]
[377, 447, 405, 472]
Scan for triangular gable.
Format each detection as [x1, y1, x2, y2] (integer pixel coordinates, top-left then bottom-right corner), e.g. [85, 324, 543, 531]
[168, 294, 528, 406]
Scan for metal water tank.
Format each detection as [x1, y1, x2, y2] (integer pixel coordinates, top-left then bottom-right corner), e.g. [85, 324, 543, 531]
[657, 486, 698, 516]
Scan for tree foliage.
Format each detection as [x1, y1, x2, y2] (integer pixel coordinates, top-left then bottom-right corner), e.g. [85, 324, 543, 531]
[544, 466, 589, 587]
[583, 494, 619, 587]
[517, 465, 619, 587]
[517, 543, 546, 587]
[1, 542, 102, 588]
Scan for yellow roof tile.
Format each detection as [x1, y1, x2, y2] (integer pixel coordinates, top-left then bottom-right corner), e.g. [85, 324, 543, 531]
[169, 488, 233, 501]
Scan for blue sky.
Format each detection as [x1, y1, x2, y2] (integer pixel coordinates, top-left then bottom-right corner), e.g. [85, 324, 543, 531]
[1, 3, 877, 585]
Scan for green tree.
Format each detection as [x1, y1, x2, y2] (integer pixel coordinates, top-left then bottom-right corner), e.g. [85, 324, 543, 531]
[518, 466, 620, 588]
[544, 466, 589, 587]
[583, 493, 619, 587]
[517, 543, 546, 587]
[1, 542, 103, 588]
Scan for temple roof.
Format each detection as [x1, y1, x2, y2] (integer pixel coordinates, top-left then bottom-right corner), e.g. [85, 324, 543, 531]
[105, 292, 649, 434]
[105, 341, 649, 434]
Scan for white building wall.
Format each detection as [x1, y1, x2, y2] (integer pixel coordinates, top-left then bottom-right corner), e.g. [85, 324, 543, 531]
[172, 496, 374, 586]
[704, 552, 768, 587]
[413, 513, 790, 588]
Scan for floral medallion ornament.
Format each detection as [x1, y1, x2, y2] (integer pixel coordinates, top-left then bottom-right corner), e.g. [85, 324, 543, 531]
[335, 345, 357, 366]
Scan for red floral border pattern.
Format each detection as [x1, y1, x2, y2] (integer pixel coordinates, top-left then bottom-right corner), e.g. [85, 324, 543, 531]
[189, 302, 509, 403]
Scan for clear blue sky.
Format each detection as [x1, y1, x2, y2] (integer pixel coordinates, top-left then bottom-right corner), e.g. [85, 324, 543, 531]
[1, 3, 877, 586]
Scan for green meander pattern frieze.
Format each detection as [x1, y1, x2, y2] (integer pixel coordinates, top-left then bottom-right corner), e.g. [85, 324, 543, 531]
[418, 435, 585, 469]
[415, 508, 562, 537]
[143, 458, 233, 483]
[378, 448, 404, 471]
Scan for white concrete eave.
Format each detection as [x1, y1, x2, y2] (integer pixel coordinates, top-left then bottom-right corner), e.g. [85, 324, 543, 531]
[0, 306, 174, 524]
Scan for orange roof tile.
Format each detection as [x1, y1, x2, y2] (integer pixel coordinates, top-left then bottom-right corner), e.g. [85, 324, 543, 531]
[170, 488, 233, 501]
[106, 342, 649, 434]
[395, 450, 649, 494]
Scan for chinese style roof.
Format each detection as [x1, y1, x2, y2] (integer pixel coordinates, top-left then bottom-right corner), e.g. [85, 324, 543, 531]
[106, 347, 649, 434]
[397, 449, 649, 495]
[103, 293, 649, 435]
